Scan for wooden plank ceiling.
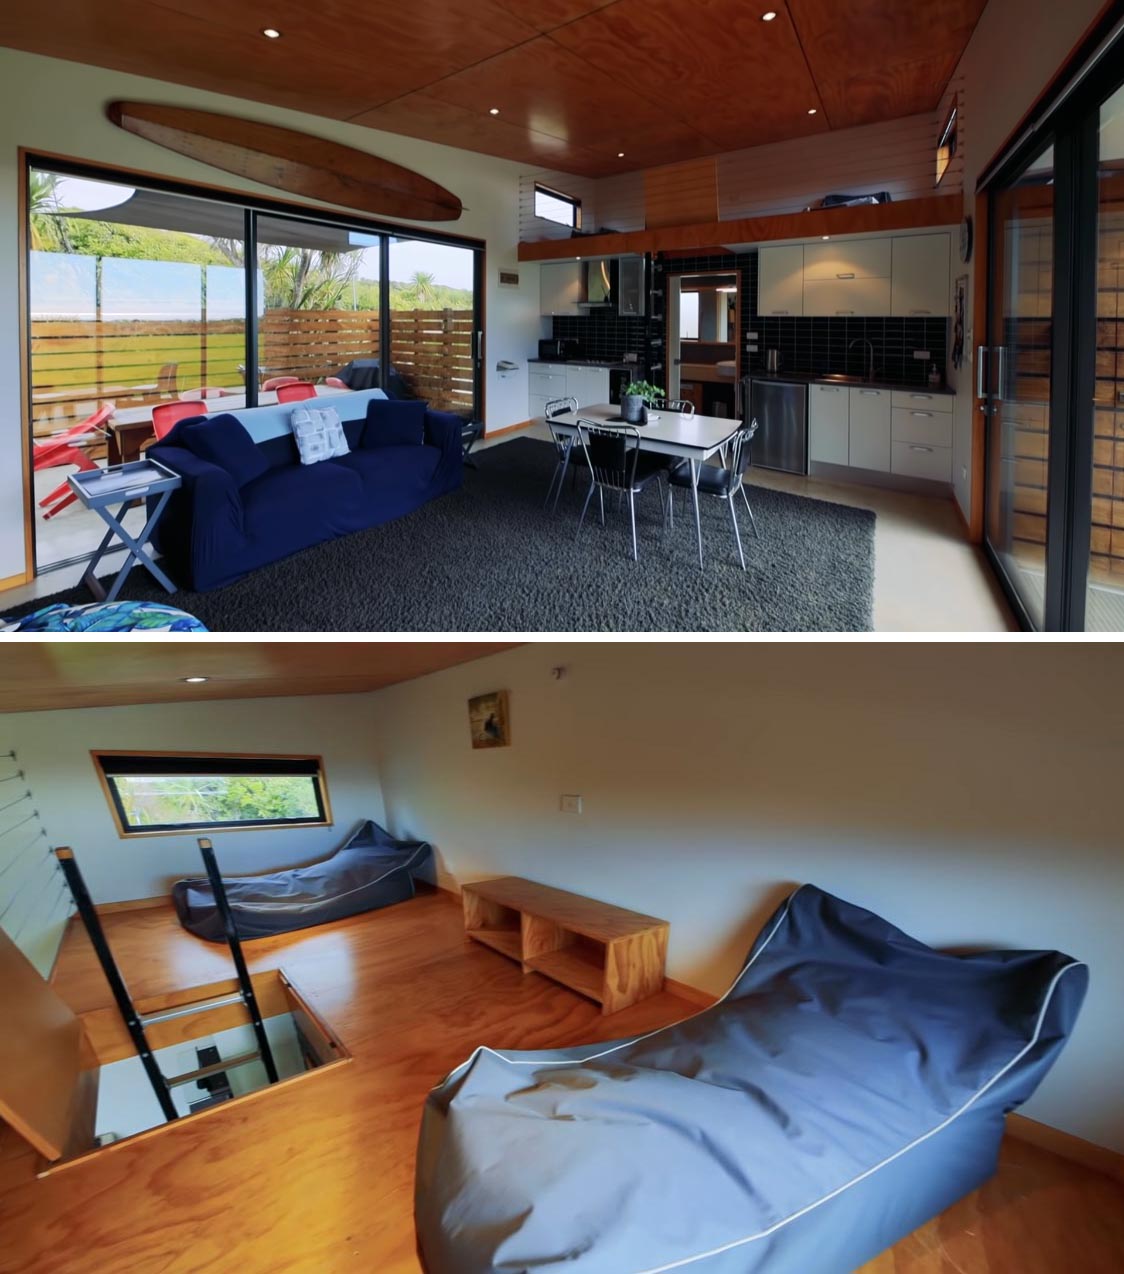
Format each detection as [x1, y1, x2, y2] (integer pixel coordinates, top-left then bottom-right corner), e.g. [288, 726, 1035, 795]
[0, 642, 521, 713]
[0, 1, 987, 178]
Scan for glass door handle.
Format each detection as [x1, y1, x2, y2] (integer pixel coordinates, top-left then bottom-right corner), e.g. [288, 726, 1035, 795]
[976, 345, 990, 399]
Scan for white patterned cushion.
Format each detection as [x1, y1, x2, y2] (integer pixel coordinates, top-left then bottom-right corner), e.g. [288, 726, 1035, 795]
[290, 405, 350, 465]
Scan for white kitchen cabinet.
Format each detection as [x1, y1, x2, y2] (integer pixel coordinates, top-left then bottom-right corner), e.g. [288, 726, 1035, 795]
[802, 238, 891, 280]
[848, 387, 891, 472]
[891, 234, 950, 317]
[758, 244, 804, 316]
[808, 383, 849, 465]
[540, 261, 582, 316]
[569, 366, 610, 407]
[803, 275, 892, 317]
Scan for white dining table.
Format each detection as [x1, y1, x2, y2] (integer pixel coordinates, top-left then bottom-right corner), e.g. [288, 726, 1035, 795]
[544, 402, 742, 569]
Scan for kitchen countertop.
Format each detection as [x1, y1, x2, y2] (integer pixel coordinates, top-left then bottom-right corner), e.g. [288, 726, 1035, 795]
[528, 358, 637, 370]
[748, 371, 955, 396]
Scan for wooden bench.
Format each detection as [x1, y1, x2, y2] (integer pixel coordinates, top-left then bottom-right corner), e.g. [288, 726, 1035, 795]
[461, 876, 669, 1014]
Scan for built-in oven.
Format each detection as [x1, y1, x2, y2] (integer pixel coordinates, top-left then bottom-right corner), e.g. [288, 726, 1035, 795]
[609, 368, 631, 405]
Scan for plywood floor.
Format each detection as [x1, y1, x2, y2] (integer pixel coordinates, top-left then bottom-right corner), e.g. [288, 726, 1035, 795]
[1, 893, 1121, 1274]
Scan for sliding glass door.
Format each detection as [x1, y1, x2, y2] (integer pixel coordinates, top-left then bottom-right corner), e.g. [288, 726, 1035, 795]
[25, 160, 483, 575]
[981, 19, 1124, 630]
[984, 147, 1055, 628]
[1085, 82, 1124, 630]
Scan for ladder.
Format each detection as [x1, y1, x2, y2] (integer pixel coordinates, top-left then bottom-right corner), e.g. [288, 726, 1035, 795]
[56, 837, 279, 1124]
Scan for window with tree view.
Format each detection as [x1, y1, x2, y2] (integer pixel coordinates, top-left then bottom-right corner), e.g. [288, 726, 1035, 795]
[94, 753, 330, 835]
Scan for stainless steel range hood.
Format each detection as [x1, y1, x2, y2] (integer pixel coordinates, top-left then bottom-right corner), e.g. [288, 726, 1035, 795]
[577, 258, 614, 308]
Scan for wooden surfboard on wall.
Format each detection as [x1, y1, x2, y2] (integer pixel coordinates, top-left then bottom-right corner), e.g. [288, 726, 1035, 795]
[106, 101, 464, 223]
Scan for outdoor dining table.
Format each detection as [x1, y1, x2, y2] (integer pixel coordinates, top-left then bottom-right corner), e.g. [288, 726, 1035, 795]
[543, 402, 743, 569]
[107, 386, 353, 463]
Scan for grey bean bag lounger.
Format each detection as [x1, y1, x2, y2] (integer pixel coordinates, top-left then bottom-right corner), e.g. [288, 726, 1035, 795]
[415, 883, 1086, 1274]
[172, 819, 432, 942]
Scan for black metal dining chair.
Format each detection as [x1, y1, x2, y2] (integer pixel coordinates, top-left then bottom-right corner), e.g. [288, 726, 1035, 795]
[652, 398, 695, 415]
[576, 421, 669, 561]
[667, 418, 760, 570]
[543, 396, 580, 511]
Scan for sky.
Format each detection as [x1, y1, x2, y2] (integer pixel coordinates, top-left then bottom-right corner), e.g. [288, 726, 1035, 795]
[50, 175, 475, 290]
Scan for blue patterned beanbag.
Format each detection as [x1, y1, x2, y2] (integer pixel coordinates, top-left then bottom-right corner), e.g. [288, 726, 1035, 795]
[3, 601, 207, 633]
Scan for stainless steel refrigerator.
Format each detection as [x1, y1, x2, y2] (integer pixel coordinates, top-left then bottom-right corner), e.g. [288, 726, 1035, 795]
[741, 377, 808, 475]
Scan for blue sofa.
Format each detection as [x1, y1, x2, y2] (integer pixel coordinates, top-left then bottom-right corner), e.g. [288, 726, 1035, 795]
[148, 389, 463, 591]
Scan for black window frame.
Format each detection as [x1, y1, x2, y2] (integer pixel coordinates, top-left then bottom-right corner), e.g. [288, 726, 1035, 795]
[979, 11, 1124, 631]
[92, 751, 332, 837]
[534, 181, 582, 230]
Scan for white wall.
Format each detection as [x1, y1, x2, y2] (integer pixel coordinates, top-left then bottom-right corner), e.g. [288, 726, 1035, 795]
[0, 46, 544, 583]
[1, 693, 388, 909]
[949, 0, 1107, 519]
[367, 642, 1124, 1153]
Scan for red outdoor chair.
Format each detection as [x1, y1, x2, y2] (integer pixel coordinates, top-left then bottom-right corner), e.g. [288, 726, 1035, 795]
[262, 376, 301, 392]
[178, 386, 233, 400]
[323, 376, 349, 389]
[34, 402, 116, 520]
[152, 399, 208, 441]
[276, 381, 317, 403]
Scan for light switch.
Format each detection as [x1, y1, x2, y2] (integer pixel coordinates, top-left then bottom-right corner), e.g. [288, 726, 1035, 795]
[560, 794, 583, 814]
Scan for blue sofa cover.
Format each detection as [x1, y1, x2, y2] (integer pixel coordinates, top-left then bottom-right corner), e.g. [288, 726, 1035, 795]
[148, 389, 463, 590]
[415, 884, 1087, 1274]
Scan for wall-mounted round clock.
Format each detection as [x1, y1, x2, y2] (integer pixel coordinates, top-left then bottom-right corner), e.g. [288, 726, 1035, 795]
[960, 215, 974, 263]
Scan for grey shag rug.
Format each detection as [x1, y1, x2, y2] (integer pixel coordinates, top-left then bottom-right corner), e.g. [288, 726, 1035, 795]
[10, 438, 875, 632]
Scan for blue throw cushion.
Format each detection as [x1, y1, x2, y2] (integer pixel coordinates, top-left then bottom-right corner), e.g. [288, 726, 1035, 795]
[363, 398, 426, 448]
[182, 413, 270, 487]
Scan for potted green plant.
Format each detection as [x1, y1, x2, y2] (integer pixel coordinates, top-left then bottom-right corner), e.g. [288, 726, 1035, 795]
[620, 380, 663, 424]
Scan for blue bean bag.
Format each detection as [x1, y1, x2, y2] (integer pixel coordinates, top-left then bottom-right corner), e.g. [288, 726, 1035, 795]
[172, 819, 432, 942]
[415, 884, 1086, 1274]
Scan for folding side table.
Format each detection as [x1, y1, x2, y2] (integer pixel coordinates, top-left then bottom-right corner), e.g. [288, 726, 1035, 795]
[67, 459, 182, 603]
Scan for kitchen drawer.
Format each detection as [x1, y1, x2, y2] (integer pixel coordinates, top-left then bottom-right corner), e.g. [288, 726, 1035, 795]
[803, 238, 890, 280]
[892, 406, 952, 448]
[529, 394, 552, 420]
[533, 362, 568, 375]
[530, 371, 567, 394]
[891, 440, 952, 482]
[890, 389, 952, 414]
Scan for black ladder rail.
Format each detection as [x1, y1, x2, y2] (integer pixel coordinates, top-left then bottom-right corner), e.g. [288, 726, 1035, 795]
[197, 838, 279, 1084]
[54, 847, 179, 1123]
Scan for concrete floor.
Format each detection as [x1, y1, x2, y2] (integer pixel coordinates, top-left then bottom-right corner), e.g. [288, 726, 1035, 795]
[5, 430, 1015, 632]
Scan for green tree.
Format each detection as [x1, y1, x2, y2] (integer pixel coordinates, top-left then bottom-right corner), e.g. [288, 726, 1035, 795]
[28, 172, 70, 252]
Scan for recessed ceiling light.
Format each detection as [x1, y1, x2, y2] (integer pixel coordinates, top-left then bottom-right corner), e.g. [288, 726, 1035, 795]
[261, 28, 282, 39]
[489, 107, 500, 116]
[182, 676, 209, 684]
[761, 10, 777, 19]
[617, 152, 625, 158]
[822, 235, 830, 241]
[808, 108, 818, 115]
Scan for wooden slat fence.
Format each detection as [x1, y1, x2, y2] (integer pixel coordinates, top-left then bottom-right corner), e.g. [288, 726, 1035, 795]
[29, 308, 473, 435]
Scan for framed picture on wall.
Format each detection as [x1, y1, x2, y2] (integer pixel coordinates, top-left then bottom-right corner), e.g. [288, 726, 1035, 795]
[468, 690, 510, 749]
[953, 274, 967, 371]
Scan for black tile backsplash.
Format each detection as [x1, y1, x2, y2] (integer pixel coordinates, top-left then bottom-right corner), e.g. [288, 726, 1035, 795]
[553, 247, 950, 392]
[552, 311, 651, 365]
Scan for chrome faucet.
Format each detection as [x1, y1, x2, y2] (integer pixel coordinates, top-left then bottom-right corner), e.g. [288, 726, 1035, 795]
[848, 337, 876, 382]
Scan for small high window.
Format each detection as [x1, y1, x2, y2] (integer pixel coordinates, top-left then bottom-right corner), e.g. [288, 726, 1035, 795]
[93, 752, 331, 837]
[534, 183, 582, 229]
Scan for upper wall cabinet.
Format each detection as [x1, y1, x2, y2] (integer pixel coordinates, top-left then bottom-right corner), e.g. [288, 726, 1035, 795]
[802, 239, 891, 281]
[803, 276, 892, 317]
[758, 244, 804, 316]
[890, 234, 951, 317]
[540, 261, 582, 316]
